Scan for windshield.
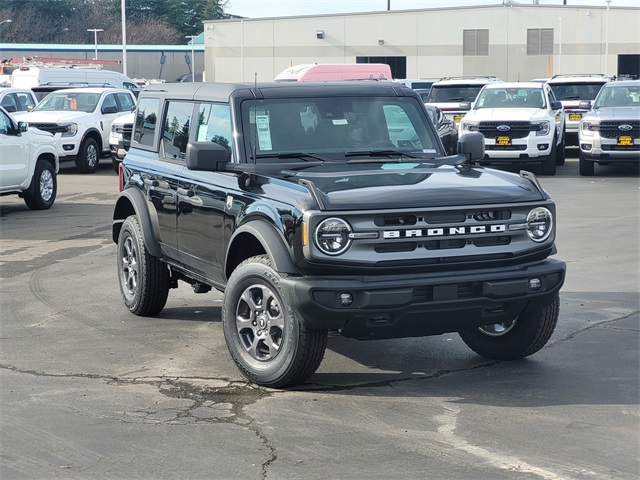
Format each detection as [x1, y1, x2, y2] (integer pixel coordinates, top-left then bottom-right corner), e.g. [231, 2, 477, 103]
[594, 85, 640, 108]
[241, 96, 440, 161]
[475, 87, 546, 109]
[35, 92, 100, 113]
[549, 82, 606, 101]
[426, 84, 484, 103]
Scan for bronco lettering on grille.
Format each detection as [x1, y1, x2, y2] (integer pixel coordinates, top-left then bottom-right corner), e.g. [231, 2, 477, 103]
[383, 224, 507, 239]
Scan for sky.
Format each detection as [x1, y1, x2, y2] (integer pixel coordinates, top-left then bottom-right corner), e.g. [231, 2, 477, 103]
[225, 0, 640, 18]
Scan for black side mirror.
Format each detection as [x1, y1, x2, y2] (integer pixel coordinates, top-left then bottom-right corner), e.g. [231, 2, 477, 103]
[102, 105, 118, 114]
[18, 121, 28, 133]
[550, 101, 563, 110]
[186, 141, 231, 172]
[457, 132, 485, 162]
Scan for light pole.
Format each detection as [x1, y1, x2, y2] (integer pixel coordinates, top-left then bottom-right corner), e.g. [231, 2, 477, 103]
[186, 35, 196, 82]
[558, 17, 562, 74]
[121, 0, 127, 76]
[87, 28, 104, 60]
[604, 0, 611, 75]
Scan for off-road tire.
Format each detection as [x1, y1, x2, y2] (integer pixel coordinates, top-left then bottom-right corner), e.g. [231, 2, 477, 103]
[117, 215, 170, 316]
[579, 152, 595, 176]
[23, 160, 56, 210]
[222, 255, 328, 388]
[76, 137, 100, 173]
[459, 294, 560, 360]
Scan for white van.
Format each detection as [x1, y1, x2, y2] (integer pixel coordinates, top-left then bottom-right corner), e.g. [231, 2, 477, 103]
[274, 63, 391, 82]
[11, 66, 138, 91]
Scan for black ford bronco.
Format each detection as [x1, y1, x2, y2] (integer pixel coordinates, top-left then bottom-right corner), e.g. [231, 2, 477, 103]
[112, 81, 566, 388]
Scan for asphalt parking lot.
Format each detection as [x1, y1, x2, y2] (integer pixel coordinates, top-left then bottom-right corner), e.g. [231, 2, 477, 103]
[1, 152, 638, 479]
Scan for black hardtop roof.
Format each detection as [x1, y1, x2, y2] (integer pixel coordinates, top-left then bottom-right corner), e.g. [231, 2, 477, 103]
[140, 80, 416, 102]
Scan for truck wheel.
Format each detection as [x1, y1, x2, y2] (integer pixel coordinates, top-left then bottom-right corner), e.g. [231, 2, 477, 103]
[556, 134, 566, 166]
[117, 215, 170, 316]
[540, 138, 557, 175]
[76, 137, 99, 173]
[459, 294, 559, 360]
[222, 255, 328, 388]
[579, 152, 594, 176]
[23, 160, 56, 210]
[112, 157, 120, 174]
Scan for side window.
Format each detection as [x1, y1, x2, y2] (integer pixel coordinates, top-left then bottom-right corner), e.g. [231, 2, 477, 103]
[133, 97, 161, 148]
[102, 94, 118, 111]
[0, 94, 17, 112]
[16, 92, 36, 111]
[116, 92, 135, 113]
[195, 103, 233, 158]
[0, 110, 10, 134]
[161, 101, 195, 161]
[123, 82, 138, 91]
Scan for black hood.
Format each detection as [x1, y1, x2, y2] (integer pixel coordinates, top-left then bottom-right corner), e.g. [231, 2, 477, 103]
[279, 162, 546, 211]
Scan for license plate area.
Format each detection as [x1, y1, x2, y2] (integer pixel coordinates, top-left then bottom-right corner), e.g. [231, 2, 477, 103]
[617, 135, 633, 146]
[568, 113, 582, 122]
[496, 136, 512, 146]
[453, 115, 465, 123]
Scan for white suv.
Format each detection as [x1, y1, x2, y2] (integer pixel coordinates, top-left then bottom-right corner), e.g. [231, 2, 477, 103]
[15, 87, 136, 173]
[0, 106, 59, 209]
[578, 80, 640, 176]
[547, 74, 610, 148]
[109, 112, 134, 172]
[426, 76, 501, 124]
[459, 82, 565, 175]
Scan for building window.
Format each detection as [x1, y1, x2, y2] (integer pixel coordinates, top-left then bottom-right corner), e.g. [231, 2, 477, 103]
[527, 28, 554, 55]
[463, 29, 489, 56]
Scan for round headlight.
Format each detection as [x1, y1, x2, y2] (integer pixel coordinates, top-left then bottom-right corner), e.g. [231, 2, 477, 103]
[526, 207, 553, 243]
[314, 218, 352, 255]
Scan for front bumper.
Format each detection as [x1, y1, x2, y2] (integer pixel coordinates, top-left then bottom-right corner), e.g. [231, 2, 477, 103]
[580, 135, 640, 162]
[480, 132, 554, 162]
[282, 258, 566, 339]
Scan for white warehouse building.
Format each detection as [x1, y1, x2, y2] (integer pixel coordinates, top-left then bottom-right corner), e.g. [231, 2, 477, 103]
[202, 3, 640, 82]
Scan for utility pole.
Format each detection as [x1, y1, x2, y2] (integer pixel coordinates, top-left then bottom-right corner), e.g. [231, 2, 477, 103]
[87, 28, 104, 60]
[121, 0, 127, 76]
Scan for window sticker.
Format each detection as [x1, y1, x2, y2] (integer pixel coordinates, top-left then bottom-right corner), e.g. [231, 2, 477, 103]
[197, 125, 208, 141]
[256, 115, 272, 150]
[332, 118, 348, 125]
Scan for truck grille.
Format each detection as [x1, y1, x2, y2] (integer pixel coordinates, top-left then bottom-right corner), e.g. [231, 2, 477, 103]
[29, 123, 68, 134]
[599, 121, 640, 139]
[308, 202, 554, 270]
[478, 121, 533, 139]
[116, 124, 133, 141]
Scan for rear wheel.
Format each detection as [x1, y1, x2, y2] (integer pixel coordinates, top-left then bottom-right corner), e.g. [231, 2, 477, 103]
[579, 152, 595, 176]
[117, 215, 170, 316]
[223, 255, 328, 388]
[459, 294, 559, 360]
[23, 160, 56, 210]
[76, 137, 99, 173]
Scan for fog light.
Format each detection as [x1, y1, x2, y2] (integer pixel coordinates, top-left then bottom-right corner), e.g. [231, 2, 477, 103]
[581, 144, 592, 151]
[529, 278, 542, 290]
[537, 144, 549, 151]
[63, 144, 75, 151]
[339, 293, 354, 306]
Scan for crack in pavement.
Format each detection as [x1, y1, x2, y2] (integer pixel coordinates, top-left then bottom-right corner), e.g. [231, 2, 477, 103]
[0, 364, 277, 479]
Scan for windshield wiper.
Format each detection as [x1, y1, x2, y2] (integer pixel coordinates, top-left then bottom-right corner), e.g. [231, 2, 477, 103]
[344, 149, 418, 158]
[253, 152, 329, 162]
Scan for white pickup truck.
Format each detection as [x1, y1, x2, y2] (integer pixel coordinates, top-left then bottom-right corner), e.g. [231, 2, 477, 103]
[459, 82, 565, 175]
[0, 106, 59, 209]
[15, 87, 136, 173]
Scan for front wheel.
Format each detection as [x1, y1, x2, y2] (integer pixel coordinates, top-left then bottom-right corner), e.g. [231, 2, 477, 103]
[76, 137, 99, 173]
[222, 255, 328, 388]
[540, 138, 557, 175]
[117, 215, 170, 316]
[579, 152, 595, 176]
[23, 160, 56, 210]
[459, 294, 559, 360]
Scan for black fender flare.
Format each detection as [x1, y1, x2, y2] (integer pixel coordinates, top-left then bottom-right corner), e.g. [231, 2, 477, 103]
[226, 221, 297, 276]
[82, 128, 104, 151]
[112, 188, 162, 258]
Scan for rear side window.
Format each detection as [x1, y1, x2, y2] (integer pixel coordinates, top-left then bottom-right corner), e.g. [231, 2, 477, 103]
[133, 97, 160, 148]
[116, 92, 135, 112]
[160, 101, 195, 162]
